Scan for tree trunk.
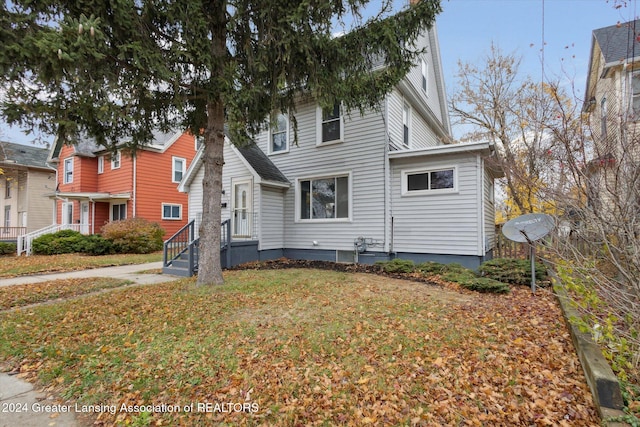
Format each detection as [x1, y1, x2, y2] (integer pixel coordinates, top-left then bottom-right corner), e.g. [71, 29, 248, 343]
[196, 100, 225, 285]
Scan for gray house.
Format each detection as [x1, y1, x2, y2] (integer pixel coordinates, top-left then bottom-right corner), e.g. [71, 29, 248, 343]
[169, 25, 501, 275]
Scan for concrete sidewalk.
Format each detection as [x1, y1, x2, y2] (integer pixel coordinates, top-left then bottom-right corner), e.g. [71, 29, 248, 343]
[0, 261, 180, 287]
[0, 372, 79, 427]
[0, 262, 185, 426]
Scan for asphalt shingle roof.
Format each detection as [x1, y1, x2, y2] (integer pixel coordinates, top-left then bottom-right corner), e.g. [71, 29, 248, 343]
[593, 19, 640, 64]
[236, 143, 290, 184]
[0, 141, 50, 169]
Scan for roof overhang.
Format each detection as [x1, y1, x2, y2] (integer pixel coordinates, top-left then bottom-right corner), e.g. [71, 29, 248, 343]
[47, 192, 131, 202]
[388, 140, 495, 159]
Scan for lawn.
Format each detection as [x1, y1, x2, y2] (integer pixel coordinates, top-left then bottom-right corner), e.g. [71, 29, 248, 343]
[0, 252, 163, 278]
[0, 269, 599, 426]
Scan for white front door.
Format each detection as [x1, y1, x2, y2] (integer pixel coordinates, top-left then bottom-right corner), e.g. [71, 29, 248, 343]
[232, 180, 252, 237]
[80, 202, 89, 234]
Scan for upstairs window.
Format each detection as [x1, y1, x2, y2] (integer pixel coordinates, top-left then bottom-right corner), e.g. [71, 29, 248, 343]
[317, 103, 344, 145]
[600, 97, 607, 139]
[270, 112, 289, 154]
[421, 58, 428, 93]
[5, 179, 11, 199]
[403, 103, 411, 147]
[98, 156, 104, 174]
[172, 157, 186, 183]
[63, 158, 73, 184]
[111, 151, 121, 170]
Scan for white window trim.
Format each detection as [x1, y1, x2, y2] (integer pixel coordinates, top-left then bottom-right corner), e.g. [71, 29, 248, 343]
[629, 70, 640, 120]
[268, 112, 290, 155]
[316, 103, 345, 146]
[111, 150, 121, 170]
[97, 156, 104, 174]
[172, 156, 186, 183]
[62, 202, 73, 225]
[403, 102, 412, 148]
[161, 203, 182, 220]
[63, 157, 74, 184]
[110, 203, 127, 221]
[295, 171, 352, 223]
[401, 166, 458, 196]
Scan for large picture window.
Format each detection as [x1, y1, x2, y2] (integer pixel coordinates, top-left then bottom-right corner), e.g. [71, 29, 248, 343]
[299, 175, 350, 220]
[402, 167, 456, 195]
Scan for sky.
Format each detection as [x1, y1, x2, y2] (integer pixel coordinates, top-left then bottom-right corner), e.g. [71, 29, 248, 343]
[1, 0, 638, 145]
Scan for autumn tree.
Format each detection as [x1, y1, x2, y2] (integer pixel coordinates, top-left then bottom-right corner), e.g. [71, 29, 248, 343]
[0, 0, 442, 284]
[449, 44, 581, 219]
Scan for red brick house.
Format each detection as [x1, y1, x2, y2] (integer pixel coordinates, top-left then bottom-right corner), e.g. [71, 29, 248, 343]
[47, 130, 197, 239]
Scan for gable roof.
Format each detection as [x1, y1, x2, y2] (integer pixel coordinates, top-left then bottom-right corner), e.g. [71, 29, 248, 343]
[0, 141, 52, 171]
[179, 138, 290, 192]
[593, 19, 640, 67]
[49, 129, 185, 161]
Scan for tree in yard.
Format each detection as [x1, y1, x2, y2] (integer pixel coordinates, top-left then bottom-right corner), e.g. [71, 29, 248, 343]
[0, 0, 442, 285]
[449, 44, 581, 219]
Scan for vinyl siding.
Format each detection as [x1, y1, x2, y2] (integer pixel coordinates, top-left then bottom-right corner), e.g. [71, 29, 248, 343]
[404, 31, 444, 124]
[256, 98, 387, 251]
[24, 170, 56, 232]
[388, 90, 440, 149]
[260, 187, 285, 249]
[483, 168, 496, 253]
[134, 134, 195, 238]
[391, 153, 481, 255]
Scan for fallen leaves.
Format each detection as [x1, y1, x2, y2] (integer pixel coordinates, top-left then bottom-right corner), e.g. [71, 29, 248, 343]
[0, 268, 600, 426]
[0, 278, 132, 310]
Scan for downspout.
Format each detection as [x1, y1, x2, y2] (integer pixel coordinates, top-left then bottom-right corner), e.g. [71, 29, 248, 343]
[383, 97, 390, 253]
[132, 154, 137, 217]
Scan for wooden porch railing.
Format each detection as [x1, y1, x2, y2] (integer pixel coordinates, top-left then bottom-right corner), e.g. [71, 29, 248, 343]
[0, 227, 26, 241]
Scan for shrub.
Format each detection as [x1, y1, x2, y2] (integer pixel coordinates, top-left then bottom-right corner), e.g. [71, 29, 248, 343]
[0, 242, 16, 255]
[376, 258, 415, 274]
[478, 258, 546, 286]
[32, 230, 87, 255]
[102, 218, 164, 254]
[77, 234, 115, 256]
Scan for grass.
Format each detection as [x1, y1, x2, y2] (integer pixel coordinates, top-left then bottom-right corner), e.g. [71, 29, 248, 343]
[0, 268, 599, 426]
[0, 278, 132, 310]
[0, 252, 163, 278]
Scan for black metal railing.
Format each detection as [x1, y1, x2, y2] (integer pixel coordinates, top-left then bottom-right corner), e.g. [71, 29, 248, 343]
[163, 219, 233, 275]
[163, 220, 196, 268]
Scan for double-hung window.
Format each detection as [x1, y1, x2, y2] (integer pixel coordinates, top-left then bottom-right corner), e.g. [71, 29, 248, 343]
[98, 156, 104, 174]
[631, 71, 640, 120]
[63, 158, 73, 184]
[172, 157, 186, 183]
[298, 174, 350, 220]
[111, 151, 121, 170]
[317, 103, 344, 145]
[5, 179, 11, 199]
[403, 103, 411, 147]
[270, 112, 289, 154]
[421, 59, 428, 93]
[402, 167, 456, 195]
